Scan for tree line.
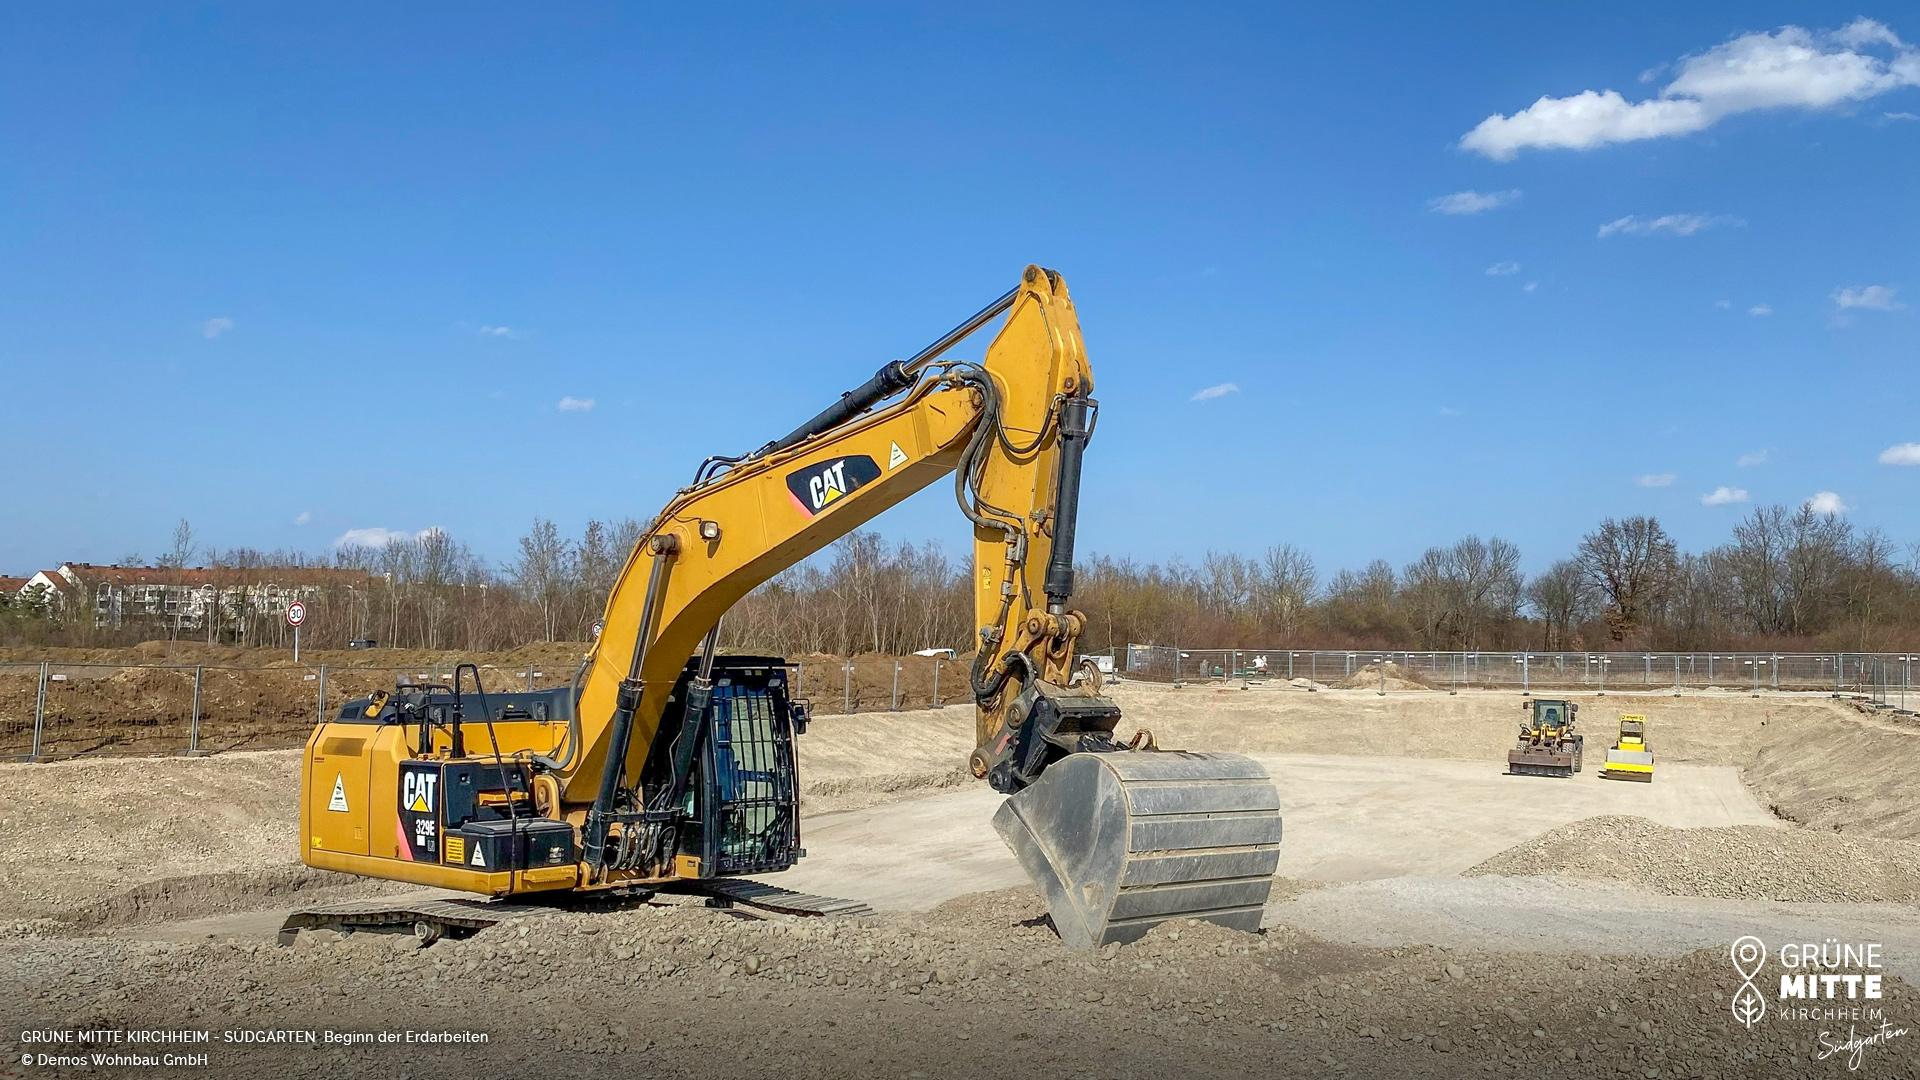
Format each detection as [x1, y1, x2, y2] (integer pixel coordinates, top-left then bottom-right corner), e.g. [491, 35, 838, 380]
[5, 506, 1918, 654]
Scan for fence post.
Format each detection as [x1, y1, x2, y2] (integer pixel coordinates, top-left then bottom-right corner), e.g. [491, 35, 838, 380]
[186, 665, 204, 756]
[891, 661, 900, 711]
[1674, 654, 1682, 697]
[1834, 653, 1842, 697]
[932, 658, 941, 705]
[26, 662, 48, 762]
[316, 665, 328, 725]
[843, 659, 852, 714]
[1308, 652, 1316, 691]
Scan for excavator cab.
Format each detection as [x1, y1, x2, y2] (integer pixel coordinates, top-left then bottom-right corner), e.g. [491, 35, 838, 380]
[644, 656, 805, 878]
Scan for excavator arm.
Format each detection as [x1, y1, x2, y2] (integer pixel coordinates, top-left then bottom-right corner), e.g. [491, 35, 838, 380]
[559, 265, 1123, 866]
[299, 265, 1282, 950]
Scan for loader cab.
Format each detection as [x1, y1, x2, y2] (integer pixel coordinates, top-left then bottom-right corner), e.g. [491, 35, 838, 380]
[1526, 699, 1577, 733]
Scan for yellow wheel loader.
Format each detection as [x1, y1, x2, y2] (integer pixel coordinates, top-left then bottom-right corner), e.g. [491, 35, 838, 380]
[294, 266, 1282, 950]
[1601, 715, 1654, 782]
[1507, 698, 1583, 778]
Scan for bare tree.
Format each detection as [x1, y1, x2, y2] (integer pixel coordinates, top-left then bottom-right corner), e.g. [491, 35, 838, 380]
[1257, 544, 1316, 642]
[511, 518, 573, 642]
[1526, 559, 1594, 649]
[160, 519, 196, 570]
[1576, 516, 1678, 642]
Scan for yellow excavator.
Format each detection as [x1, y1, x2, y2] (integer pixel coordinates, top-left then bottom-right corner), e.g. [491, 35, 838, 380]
[295, 266, 1282, 949]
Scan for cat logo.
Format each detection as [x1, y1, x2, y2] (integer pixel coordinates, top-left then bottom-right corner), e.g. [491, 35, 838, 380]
[401, 770, 438, 814]
[327, 773, 349, 813]
[785, 455, 881, 517]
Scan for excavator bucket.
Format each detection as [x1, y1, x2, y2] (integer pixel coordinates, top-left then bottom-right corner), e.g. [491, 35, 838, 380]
[992, 751, 1283, 950]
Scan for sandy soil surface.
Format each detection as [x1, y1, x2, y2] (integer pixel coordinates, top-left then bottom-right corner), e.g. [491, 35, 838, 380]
[779, 752, 1781, 909]
[2, 686, 1918, 1078]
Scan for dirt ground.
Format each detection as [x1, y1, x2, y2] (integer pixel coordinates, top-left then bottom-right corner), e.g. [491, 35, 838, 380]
[1, 685, 1917, 1078]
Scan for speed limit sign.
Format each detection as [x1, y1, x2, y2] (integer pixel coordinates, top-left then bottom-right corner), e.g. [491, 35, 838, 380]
[286, 601, 308, 662]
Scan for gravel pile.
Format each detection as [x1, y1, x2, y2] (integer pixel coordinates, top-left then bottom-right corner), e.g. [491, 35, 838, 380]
[1466, 814, 1920, 902]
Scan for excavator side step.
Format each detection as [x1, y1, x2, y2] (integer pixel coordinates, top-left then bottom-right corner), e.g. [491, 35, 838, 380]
[671, 877, 877, 918]
[993, 750, 1283, 950]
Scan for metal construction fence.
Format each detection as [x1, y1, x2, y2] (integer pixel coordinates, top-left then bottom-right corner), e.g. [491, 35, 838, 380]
[1120, 644, 1919, 706]
[0, 654, 966, 762]
[0, 661, 584, 762]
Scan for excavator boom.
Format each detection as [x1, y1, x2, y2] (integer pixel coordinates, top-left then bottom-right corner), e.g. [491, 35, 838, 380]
[298, 265, 1283, 948]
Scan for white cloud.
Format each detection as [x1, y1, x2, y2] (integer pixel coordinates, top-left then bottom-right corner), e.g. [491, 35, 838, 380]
[1748, 304, 1773, 316]
[1428, 189, 1521, 215]
[1437, 405, 1463, 417]
[1522, 281, 1539, 293]
[1485, 261, 1521, 276]
[1597, 213, 1744, 238]
[557, 396, 596, 412]
[202, 316, 234, 339]
[1190, 382, 1240, 402]
[1736, 450, 1770, 467]
[1805, 491, 1849, 515]
[1715, 299, 1733, 310]
[293, 511, 312, 526]
[1462, 19, 1920, 159]
[334, 526, 438, 549]
[1888, 110, 1920, 121]
[1701, 485, 1750, 506]
[1879, 442, 1920, 466]
[478, 325, 517, 338]
[1636, 473, 1677, 487]
[1832, 284, 1905, 310]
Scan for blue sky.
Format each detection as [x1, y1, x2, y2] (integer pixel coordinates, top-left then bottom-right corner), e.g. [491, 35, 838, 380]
[3, 4, 1916, 577]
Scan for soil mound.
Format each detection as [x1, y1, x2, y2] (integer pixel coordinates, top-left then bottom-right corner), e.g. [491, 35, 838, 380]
[1334, 662, 1432, 691]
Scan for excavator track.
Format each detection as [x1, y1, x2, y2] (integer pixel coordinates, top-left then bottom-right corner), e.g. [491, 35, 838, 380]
[278, 879, 872, 945]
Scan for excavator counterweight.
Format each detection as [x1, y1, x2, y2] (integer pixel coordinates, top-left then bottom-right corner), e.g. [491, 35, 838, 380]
[294, 266, 1283, 949]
